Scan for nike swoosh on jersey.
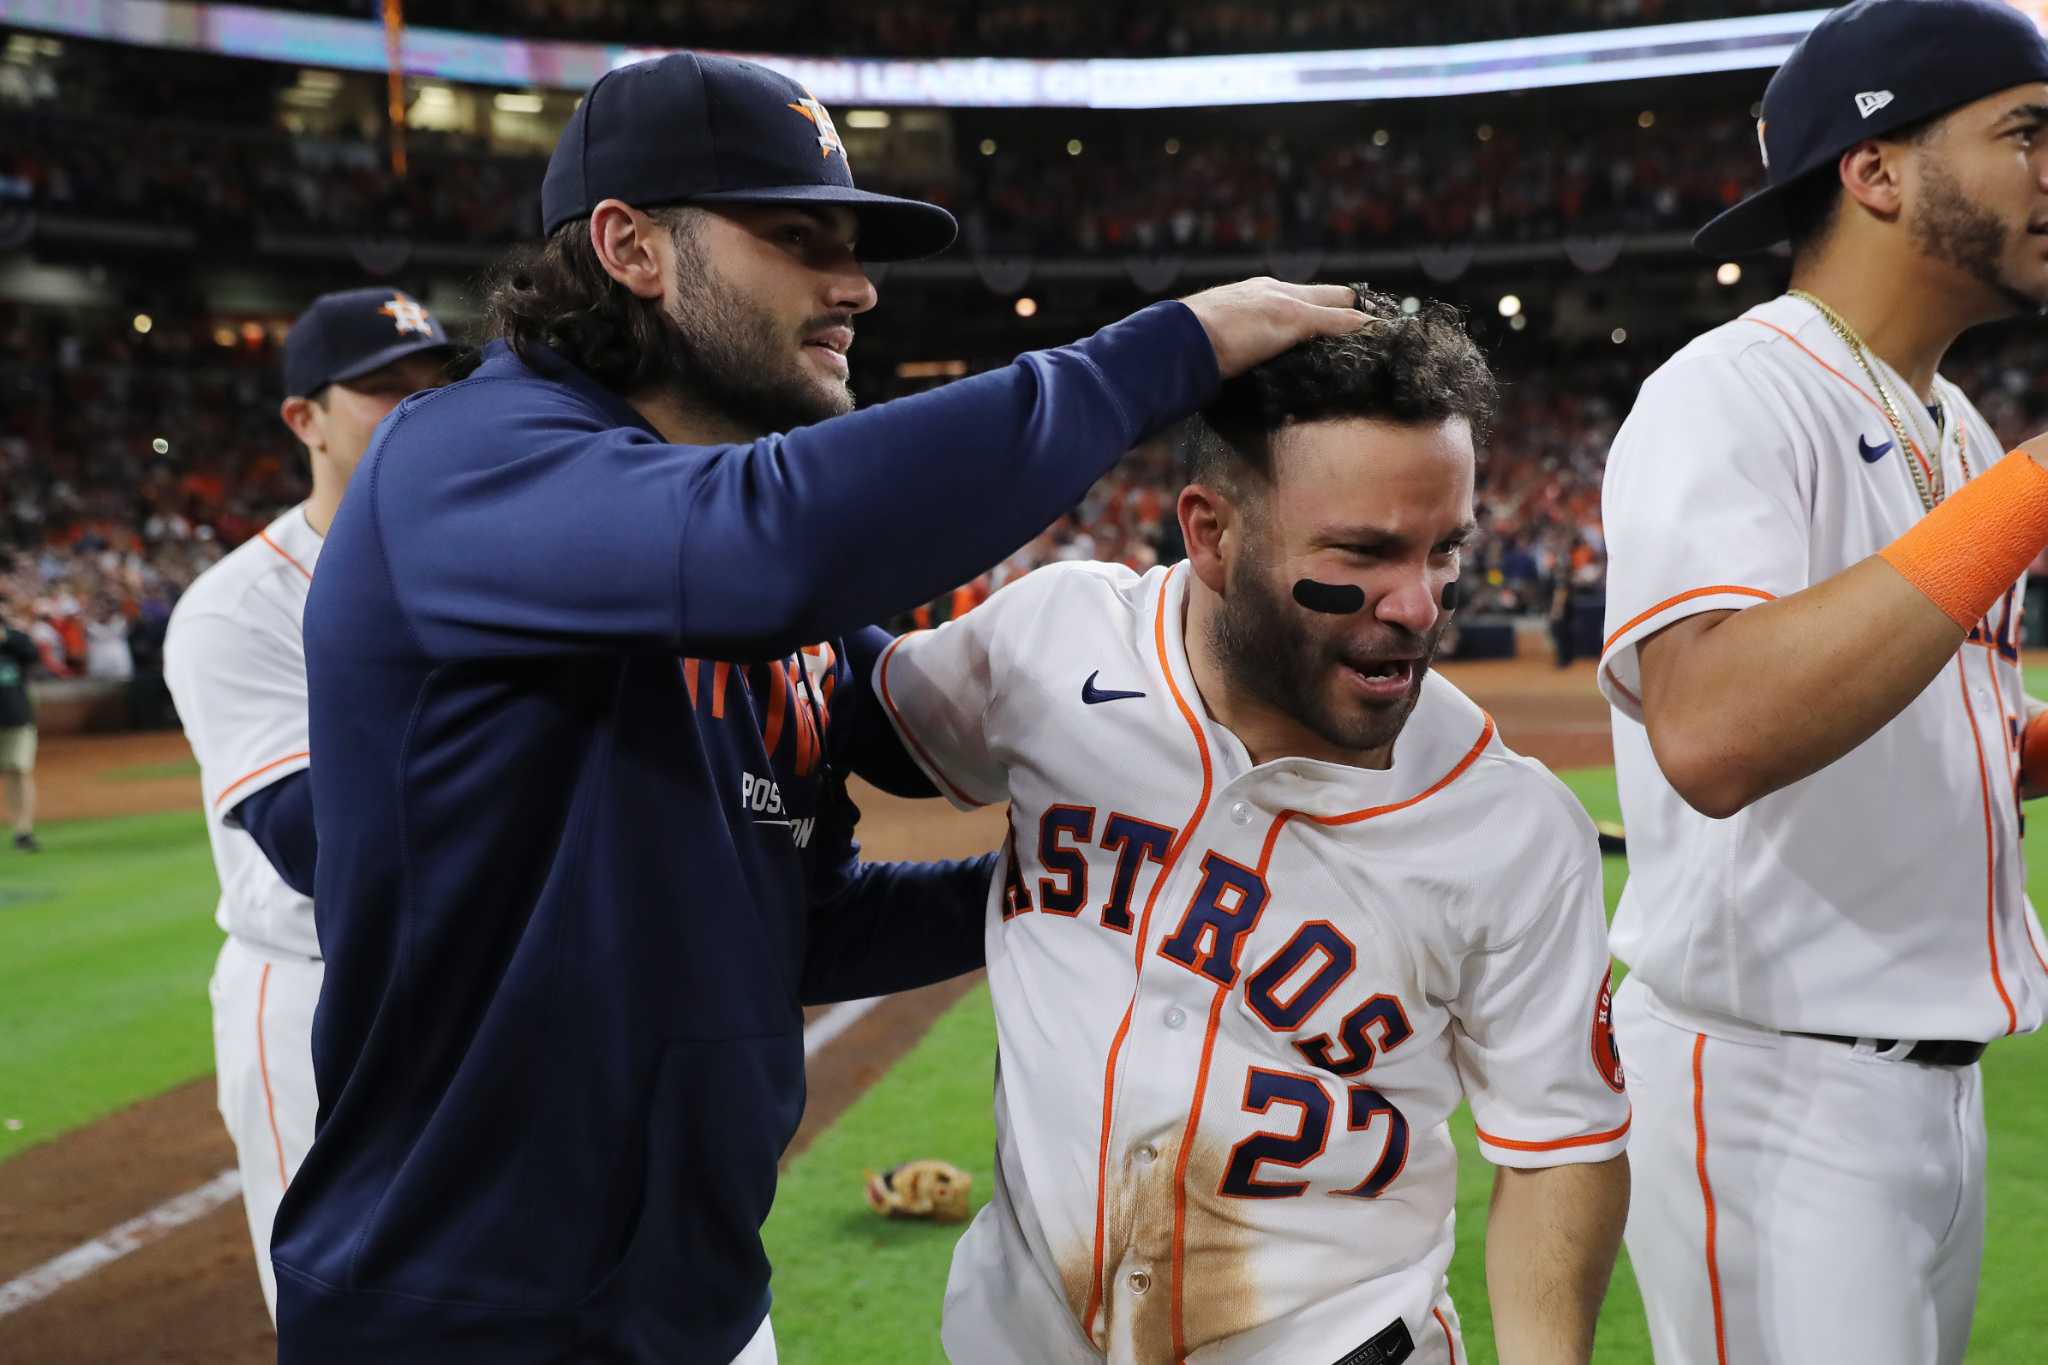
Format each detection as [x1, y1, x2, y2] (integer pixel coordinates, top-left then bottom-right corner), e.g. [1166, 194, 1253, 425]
[1858, 435, 1894, 464]
[1081, 670, 1146, 704]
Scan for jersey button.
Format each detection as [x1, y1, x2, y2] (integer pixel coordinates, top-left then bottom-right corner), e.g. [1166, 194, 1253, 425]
[1164, 1006, 1187, 1030]
[1136, 1143, 1158, 1164]
[1127, 1270, 1152, 1295]
[1229, 800, 1252, 825]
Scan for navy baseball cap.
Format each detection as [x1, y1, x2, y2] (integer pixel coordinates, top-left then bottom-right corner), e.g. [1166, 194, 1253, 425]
[1698, 0, 2048, 256]
[541, 52, 957, 261]
[282, 288, 455, 398]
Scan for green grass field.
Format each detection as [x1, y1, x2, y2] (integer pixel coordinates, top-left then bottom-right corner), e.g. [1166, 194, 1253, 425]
[4, 766, 2044, 1361]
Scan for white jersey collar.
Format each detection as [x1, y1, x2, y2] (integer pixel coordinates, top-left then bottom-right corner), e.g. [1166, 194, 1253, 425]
[1150, 563, 1495, 821]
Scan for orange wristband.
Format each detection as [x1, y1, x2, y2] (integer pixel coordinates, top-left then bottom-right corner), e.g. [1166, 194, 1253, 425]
[1878, 451, 2048, 630]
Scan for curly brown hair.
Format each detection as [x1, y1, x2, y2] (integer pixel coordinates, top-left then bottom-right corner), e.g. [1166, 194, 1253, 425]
[479, 207, 706, 394]
[1183, 286, 1497, 496]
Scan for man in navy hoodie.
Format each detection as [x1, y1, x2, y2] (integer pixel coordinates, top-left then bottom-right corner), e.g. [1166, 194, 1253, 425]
[275, 51, 1365, 1363]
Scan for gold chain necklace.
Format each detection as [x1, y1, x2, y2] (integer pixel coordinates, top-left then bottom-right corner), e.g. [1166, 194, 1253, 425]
[1787, 288, 1965, 513]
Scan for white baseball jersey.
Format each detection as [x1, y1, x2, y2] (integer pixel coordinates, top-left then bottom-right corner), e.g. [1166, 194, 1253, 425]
[164, 503, 327, 1319]
[166, 506, 323, 961]
[878, 560, 1629, 1365]
[1600, 293, 2048, 1042]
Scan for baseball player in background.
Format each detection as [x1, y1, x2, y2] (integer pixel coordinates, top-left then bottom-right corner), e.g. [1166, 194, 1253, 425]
[879, 293, 1631, 1365]
[1599, 3, 2048, 1362]
[162, 288, 453, 1319]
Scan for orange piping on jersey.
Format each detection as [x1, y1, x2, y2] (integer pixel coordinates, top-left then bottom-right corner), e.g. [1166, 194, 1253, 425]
[1741, 316, 1941, 492]
[1163, 712, 1496, 1358]
[1692, 1033, 1729, 1365]
[708, 661, 731, 719]
[257, 529, 314, 583]
[1473, 1114, 1632, 1152]
[256, 962, 290, 1188]
[1600, 586, 1775, 657]
[682, 658, 701, 708]
[875, 632, 986, 809]
[2027, 919, 2048, 977]
[1167, 982, 1233, 1362]
[1303, 715, 1495, 829]
[1955, 664, 2019, 1036]
[214, 751, 311, 810]
[1433, 1306, 1458, 1362]
[1083, 565, 1214, 1344]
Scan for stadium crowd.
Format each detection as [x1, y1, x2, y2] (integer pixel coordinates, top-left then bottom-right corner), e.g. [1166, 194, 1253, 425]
[7, 104, 1763, 255]
[259, 0, 1821, 56]
[14, 284, 2048, 686]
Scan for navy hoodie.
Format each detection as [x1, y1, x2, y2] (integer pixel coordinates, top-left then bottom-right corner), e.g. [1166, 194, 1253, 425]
[274, 301, 1220, 1362]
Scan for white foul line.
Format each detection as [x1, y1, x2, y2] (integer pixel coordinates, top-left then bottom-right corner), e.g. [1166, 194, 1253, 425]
[0, 1167, 243, 1318]
[804, 996, 885, 1059]
[0, 1000, 887, 1318]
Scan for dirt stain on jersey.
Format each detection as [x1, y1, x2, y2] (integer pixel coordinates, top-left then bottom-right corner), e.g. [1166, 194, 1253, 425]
[1104, 1129, 1263, 1364]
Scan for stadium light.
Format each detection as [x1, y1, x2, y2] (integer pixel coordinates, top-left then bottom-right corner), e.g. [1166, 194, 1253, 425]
[132, 313, 152, 334]
[1066, 138, 1083, 155]
[1509, 314, 1528, 332]
[979, 138, 997, 155]
[240, 321, 265, 345]
[1400, 297, 1421, 315]
[1015, 297, 1039, 318]
[1612, 327, 1629, 344]
[1164, 138, 1181, 154]
[151, 437, 170, 454]
[212, 326, 237, 348]
[1477, 124, 1493, 142]
[493, 91, 544, 113]
[844, 109, 891, 128]
[1717, 262, 1742, 286]
[1497, 294, 1522, 319]
[1372, 129, 1391, 147]
[1637, 109, 1656, 128]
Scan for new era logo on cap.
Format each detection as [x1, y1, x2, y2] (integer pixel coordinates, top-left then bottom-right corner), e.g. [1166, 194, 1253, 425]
[1855, 89, 1895, 119]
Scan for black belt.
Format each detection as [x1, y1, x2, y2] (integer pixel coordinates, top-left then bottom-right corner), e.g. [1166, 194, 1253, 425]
[1791, 1033, 1987, 1067]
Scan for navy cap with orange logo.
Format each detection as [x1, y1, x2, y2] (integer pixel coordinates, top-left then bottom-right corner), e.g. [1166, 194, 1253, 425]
[282, 288, 456, 398]
[540, 52, 957, 261]
[1698, 0, 2048, 255]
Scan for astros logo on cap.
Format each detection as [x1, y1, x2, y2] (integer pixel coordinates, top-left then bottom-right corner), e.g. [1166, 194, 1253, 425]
[787, 90, 848, 163]
[380, 293, 436, 338]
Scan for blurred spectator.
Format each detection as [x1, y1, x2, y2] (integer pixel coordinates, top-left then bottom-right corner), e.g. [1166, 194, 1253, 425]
[7, 104, 1767, 256]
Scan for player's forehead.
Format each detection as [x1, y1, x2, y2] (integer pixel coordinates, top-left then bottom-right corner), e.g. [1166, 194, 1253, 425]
[1264, 415, 1476, 532]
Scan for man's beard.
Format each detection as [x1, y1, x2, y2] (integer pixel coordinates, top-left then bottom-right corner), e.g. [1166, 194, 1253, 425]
[651, 233, 856, 434]
[1912, 156, 2047, 316]
[1208, 540, 1444, 760]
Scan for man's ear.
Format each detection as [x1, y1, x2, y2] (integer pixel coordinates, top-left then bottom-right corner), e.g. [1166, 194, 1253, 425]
[1837, 138, 1909, 226]
[589, 199, 669, 301]
[1179, 482, 1237, 595]
[280, 396, 322, 453]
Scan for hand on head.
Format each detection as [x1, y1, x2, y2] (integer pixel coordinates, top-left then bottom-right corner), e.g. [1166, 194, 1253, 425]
[1180, 277, 1373, 380]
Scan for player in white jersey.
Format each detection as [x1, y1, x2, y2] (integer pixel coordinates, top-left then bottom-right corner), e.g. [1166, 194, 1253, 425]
[1598, 4, 2048, 1362]
[164, 288, 453, 1319]
[881, 294, 1631, 1365]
